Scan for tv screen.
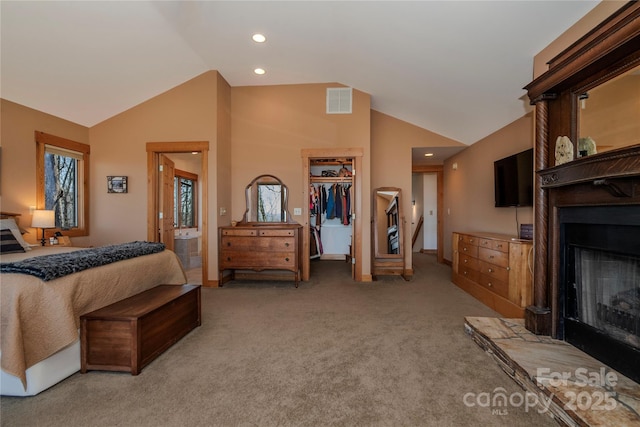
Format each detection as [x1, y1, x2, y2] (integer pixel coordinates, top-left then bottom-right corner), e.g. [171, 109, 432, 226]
[494, 148, 533, 207]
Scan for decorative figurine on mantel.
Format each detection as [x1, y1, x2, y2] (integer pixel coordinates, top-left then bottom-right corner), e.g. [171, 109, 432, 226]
[578, 136, 597, 157]
[555, 136, 574, 166]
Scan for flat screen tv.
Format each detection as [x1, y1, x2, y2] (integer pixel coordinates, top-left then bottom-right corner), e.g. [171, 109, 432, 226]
[494, 148, 533, 207]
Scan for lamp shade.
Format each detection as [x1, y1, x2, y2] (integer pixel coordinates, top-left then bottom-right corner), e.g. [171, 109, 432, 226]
[31, 210, 56, 229]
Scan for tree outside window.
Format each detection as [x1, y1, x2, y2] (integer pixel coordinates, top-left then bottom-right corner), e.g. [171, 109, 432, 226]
[44, 148, 78, 229]
[36, 132, 90, 236]
[174, 169, 198, 228]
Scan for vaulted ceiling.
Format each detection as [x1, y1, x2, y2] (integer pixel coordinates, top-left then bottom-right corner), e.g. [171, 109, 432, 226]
[1, 1, 598, 154]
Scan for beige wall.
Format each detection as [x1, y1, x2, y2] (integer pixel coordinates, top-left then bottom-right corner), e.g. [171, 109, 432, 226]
[443, 113, 534, 261]
[532, 1, 624, 79]
[230, 83, 372, 274]
[0, 99, 90, 245]
[216, 73, 232, 228]
[370, 110, 464, 269]
[89, 71, 222, 280]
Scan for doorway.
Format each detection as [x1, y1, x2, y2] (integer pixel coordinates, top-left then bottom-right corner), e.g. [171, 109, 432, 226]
[147, 141, 210, 286]
[302, 148, 363, 282]
[411, 165, 444, 264]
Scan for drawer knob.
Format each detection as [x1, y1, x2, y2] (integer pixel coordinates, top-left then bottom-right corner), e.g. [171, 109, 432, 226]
[463, 247, 467, 251]
[488, 282, 492, 287]
[488, 268, 493, 273]
[285, 257, 290, 262]
[285, 242, 290, 247]
[227, 242, 231, 246]
[463, 271, 467, 276]
[469, 239, 474, 242]
[464, 259, 468, 263]
[497, 244, 503, 248]
[489, 255, 494, 259]
[227, 257, 231, 261]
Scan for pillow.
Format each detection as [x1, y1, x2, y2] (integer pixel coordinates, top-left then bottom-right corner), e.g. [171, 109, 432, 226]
[0, 229, 26, 254]
[0, 218, 31, 251]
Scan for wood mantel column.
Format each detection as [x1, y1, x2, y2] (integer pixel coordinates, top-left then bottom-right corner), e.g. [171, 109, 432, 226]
[525, 99, 552, 335]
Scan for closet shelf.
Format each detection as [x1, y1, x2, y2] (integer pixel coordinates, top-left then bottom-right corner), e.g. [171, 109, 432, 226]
[310, 176, 352, 183]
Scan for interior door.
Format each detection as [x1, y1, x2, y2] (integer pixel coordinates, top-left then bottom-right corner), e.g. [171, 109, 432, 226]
[160, 154, 175, 251]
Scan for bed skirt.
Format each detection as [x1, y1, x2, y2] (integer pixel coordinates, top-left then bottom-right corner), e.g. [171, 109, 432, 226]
[0, 340, 80, 396]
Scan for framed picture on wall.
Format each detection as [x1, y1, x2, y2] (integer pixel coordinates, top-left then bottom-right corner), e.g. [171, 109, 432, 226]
[107, 176, 128, 193]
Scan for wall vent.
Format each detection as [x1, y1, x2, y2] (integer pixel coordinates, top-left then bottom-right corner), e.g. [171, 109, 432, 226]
[326, 87, 352, 114]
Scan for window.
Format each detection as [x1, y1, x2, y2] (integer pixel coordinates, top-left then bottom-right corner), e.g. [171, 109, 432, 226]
[174, 169, 198, 228]
[36, 131, 90, 236]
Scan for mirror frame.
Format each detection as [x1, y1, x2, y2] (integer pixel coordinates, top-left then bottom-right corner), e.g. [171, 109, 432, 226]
[372, 187, 404, 259]
[239, 174, 296, 224]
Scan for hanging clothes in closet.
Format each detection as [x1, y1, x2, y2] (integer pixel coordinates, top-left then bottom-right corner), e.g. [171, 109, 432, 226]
[309, 182, 352, 260]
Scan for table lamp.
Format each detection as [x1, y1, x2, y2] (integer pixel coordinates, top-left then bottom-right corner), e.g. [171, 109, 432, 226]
[31, 209, 55, 246]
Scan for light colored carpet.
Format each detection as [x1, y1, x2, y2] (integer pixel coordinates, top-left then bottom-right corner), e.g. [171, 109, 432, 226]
[1, 254, 558, 426]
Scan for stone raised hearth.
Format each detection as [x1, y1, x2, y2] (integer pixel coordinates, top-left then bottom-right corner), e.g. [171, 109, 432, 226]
[465, 317, 640, 426]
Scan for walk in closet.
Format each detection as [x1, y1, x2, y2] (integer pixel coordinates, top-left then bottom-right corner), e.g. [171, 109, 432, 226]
[302, 148, 363, 282]
[309, 159, 353, 261]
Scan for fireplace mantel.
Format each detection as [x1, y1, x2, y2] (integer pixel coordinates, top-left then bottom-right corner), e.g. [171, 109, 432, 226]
[524, 2, 640, 337]
[540, 144, 640, 189]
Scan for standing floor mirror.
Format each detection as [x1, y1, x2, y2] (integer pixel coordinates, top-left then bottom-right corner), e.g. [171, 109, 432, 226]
[372, 187, 407, 280]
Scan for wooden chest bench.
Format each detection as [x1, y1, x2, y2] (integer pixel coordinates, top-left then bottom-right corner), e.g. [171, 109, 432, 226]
[80, 284, 201, 375]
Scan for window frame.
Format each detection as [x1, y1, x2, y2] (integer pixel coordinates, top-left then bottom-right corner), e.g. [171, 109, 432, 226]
[36, 131, 90, 237]
[174, 168, 198, 229]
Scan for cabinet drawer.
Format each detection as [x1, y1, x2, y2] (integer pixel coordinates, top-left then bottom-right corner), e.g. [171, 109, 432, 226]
[259, 229, 297, 237]
[459, 266, 479, 282]
[220, 251, 296, 269]
[221, 236, 296, 252]
[459, 254, 479, 271]
[491, 240, 509, 253]
[478, 247, 509, 268]
[460, 234, 479, 246]
[478, 260, 509, 282]
[478, 274, 508, 298]
[458, 242, 478, 258]
[222, 229, 257, 237]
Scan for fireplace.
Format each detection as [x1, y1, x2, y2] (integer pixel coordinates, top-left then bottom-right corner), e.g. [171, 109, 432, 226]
[559, 205, 640, 383]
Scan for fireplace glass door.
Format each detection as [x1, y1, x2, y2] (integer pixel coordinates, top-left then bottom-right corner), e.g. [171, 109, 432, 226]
[570, 248, 640, 350]
[561, 211, 640, 383]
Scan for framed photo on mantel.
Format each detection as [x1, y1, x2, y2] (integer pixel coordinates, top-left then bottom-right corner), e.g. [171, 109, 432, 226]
[107, 176, 128, 193]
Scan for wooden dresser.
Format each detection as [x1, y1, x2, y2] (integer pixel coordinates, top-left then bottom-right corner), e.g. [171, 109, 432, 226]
[452, 232, 533, 317]
[219, 224, 302, 287]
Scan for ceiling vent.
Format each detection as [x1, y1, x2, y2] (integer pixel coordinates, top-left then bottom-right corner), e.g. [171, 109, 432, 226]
[326, 87, 352, 114]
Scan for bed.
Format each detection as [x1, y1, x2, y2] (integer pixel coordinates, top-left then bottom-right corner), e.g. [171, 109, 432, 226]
[0, 217, 187, 396]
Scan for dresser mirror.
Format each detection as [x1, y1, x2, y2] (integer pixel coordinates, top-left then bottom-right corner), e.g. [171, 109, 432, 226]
[240, 174, 295, 224]
[372, 187, 407, 279]
[577, 64, 640, 156]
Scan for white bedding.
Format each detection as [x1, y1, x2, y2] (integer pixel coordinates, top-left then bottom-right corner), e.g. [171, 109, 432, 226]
[1, 245, 187, 396]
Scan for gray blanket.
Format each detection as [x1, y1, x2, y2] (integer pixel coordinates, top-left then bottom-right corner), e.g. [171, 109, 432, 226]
[0, 241, 165, 281]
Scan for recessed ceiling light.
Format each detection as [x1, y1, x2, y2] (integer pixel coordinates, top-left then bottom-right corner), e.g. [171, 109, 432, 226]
[254, 68, 266, 75]
[424, 153, 434, 157]
[252, 34, 266, 43]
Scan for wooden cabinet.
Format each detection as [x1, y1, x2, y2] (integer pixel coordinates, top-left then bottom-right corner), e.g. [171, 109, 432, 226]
[452, 232, 533, 317]
[219, 224, 302, 287]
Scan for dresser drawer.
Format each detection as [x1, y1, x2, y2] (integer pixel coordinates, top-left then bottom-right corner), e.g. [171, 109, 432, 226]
[478, 247, 509, 268]
[478, 274, 508, 298]
[458, 242, 478, 258]
[221, 236, 296, 252]
[220, 251, 296, 269]
[491, 240, 509, 253]
[460, 234, 479, 246]
[478, 260, 509, 282]
[259, 229, 297, 237]
[459, 266, 479, 282]
[221, 228, 257, 237]
[459, 254, 479, 271]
